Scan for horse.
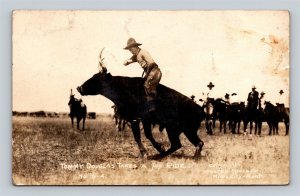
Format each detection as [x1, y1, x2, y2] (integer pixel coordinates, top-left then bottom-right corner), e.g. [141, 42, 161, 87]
[77, 63, 205, 159]
[68, 92, 87, 130]
[264, 101, 280, 135]
[227, 102, 244, 134]
[203, 98, 214, 135]
[275, 104, 289, 135]
[213, 98, 229, 134]
[112, 105, 130, 132]
[254, 103, 265, 136]
[243, 97, 260, 135]
[264, 102, 289, 135]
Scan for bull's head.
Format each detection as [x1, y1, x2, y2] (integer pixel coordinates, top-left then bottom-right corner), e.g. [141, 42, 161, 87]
[78, 72, 113, 95]
[77, 48, 112, 96]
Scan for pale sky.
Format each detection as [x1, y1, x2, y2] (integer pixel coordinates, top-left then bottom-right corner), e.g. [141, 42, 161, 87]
[13, 10, 289, 114]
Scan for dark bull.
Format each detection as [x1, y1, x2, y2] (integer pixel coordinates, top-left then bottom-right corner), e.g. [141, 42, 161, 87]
[77, 71, 205, 159]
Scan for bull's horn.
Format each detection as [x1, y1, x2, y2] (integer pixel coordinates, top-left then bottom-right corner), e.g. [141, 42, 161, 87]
[98, 48, 106, 72]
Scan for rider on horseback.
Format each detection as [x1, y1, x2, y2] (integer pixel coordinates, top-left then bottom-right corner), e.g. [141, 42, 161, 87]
[247, 85, 259, 109]
[123, 38, 162, 113]
[222, 93, 230, 106]
[206, 82, 215, 103]
[276, 89, 286, 115]
[230, 93, 239, 105]
[204, 82, 215, 134]
[259, 91, 266, 110]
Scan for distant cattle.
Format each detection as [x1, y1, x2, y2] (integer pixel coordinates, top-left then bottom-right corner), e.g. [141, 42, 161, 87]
[88, 112, 96, 119]
[29, 111, 47, 117]
[47, 112, 59, 118]
[12, 111, 28, 117]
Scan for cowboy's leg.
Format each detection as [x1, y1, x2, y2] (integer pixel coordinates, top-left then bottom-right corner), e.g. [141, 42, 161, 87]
[144, 68, 162, 111]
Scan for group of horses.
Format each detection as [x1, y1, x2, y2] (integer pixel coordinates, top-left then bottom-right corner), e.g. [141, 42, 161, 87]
[201, 97, 289, 136]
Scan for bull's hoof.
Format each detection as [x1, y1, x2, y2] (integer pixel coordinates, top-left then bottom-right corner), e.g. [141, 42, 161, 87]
[138, 151, 148, 159]
[138, 153, 147, 159]
[194, 151, 201, 159]
[194, 143, 204, 159]
[157, 146, 165, 155]
[151, 153, 164, 160]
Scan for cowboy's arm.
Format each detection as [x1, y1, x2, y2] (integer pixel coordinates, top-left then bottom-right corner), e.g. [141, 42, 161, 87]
[123, 55, 137, 66]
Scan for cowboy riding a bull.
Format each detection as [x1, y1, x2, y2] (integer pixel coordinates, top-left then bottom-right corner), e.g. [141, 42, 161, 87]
[77, 38, 205, 159]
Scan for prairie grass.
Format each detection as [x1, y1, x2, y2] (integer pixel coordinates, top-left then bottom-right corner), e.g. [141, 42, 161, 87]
[12, 116, 289, 185]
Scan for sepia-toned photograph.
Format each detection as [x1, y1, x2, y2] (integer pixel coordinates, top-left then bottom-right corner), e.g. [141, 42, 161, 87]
[12, 10, 289, 185]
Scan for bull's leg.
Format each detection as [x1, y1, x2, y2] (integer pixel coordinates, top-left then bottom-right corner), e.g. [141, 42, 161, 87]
[184, 128, 204, 159]
[161, 128, 182, 158]
[142, 120, 164, 154]
[131, 120, 147, 157]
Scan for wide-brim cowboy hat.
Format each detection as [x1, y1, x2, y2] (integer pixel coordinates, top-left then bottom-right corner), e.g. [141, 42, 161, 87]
[191, 95, 195, 98]
[207, 82, 215, 88]
[124, 38, 142, 49]
[252, 85, 256, 89]
[279, 90, 284, 94]
[261, 91, 265, 95]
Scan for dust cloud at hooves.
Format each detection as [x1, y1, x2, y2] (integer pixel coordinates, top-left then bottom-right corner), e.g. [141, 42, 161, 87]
[13, 11, 289, 113]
